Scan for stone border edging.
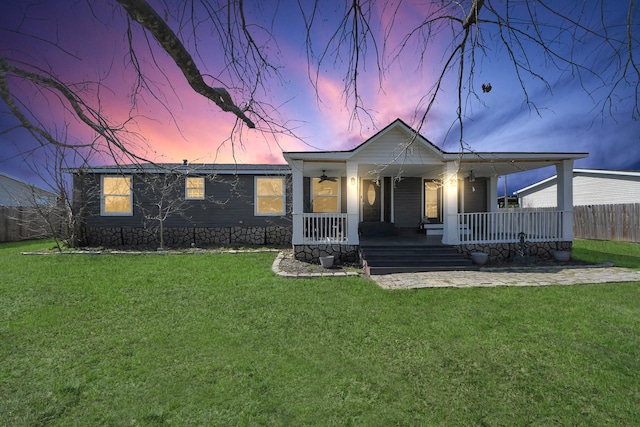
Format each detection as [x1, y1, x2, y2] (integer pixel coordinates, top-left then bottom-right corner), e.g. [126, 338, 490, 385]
[271, 252, 361, 278]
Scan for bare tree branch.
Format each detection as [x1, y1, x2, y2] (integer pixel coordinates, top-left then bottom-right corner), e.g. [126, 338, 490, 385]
[116, 0, 255, 128]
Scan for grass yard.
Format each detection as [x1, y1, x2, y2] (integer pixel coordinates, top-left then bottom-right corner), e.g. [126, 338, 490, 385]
[1, 239, 639, 425]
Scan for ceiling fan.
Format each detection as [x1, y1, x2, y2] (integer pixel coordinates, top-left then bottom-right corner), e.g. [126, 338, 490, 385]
[318, 170, 337, 183]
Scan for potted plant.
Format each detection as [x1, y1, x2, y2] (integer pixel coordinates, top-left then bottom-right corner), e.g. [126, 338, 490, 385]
[319, 255, 334, 268]
[553, 250, 571, 262]
[470, 252, 489, 265]
[553, 243, 571, 262]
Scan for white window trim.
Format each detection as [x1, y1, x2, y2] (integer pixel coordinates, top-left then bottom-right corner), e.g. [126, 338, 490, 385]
[311, 177, 341, 213]
[100, 175, 133, 216]
[254, 176, 286, 216]
[185, 176, 206, 200]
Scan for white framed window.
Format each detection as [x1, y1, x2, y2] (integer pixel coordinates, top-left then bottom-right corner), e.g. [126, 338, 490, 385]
[255, 176, 285, 215]
[101, 175, 132, 216]
[311, 178, 340, 213]
[185, 176, 205, 200]
[424, 179, 442, 222]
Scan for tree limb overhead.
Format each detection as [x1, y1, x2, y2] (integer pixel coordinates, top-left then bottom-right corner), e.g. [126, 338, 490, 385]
[116, 0, 255, 128]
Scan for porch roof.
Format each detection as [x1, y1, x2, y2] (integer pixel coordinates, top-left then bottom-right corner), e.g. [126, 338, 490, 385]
[283, 118, 587, 178]
[65, 163, 292, 175]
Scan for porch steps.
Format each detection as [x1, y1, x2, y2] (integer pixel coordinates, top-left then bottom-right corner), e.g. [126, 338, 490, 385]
[360, 244, 477, 275]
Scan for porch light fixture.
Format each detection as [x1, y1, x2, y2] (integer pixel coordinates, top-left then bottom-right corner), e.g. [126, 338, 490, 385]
[469, 170, 475, 182]
[350, 177, 356, 185]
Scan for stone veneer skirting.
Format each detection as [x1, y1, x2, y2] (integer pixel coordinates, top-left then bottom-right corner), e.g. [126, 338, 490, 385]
[293, 244, 360, 264]
[82, 226, 292, 248]
[458, 241, 573, 262]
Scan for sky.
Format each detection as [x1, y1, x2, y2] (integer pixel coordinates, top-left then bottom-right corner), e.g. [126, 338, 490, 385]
[1, 0, 639, 195]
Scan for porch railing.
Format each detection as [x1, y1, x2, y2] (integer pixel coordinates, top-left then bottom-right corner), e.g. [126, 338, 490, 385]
[458, 210, 564, 244]
[302, 213, 348, 244]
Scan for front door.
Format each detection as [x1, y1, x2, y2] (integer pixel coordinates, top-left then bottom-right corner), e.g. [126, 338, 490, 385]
[362, 179, 381, 222]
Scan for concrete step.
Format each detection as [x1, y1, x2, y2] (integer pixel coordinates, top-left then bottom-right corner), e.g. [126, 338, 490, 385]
[366, 264, 479, 275]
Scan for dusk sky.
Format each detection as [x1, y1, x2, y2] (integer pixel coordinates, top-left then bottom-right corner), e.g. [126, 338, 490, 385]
[1, 1, 639, 194]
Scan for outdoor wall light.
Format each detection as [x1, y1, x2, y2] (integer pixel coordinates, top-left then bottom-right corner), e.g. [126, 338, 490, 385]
[469, 170, 476, 182]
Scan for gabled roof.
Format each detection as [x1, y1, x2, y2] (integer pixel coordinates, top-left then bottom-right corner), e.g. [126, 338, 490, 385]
[283, 118, 588, 173]
[65, 163, 291, 175]
[515, 169, 640, 195]
[283, 118, 443, 161]
[0, 173, 57, 207]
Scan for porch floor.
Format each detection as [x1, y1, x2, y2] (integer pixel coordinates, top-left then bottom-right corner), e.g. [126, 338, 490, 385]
[359, 227, 443, 247]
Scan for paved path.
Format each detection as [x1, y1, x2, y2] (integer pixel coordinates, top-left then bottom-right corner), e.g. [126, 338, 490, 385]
[272, 252, 640, 289]
[370, 265, 640, 289]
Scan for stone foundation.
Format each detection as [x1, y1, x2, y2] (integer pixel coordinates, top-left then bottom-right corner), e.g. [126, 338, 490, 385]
[293, 244, 360, 264]
[82, 225, 292, 248]
[458, 241, 573, 262]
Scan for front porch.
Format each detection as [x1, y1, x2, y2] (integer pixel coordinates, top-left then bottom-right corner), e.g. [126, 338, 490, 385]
[284, 118, 587, 266]
[293, 211, 572, 265]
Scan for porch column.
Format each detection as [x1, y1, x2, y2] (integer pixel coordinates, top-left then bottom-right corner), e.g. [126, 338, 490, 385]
[291, 160, 304, 245]
[346, 161, 360, 244]
[556, 159, 574, 241]
[487, 175, 499, 212]
[442, 161, 460, 245]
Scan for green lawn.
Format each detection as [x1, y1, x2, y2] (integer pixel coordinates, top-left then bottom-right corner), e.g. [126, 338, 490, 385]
[1, 239, 639, 426]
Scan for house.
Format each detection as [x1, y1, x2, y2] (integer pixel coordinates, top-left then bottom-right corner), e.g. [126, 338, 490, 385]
[68, 119, 587, 266]
[515, 169, 640, 208]
[0, 172, 57, 207]
[68, 163, 293, 247]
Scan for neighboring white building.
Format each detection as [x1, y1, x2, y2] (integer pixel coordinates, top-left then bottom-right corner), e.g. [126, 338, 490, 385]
[0, 173, 57, 207]
[516, 169, 640, 208]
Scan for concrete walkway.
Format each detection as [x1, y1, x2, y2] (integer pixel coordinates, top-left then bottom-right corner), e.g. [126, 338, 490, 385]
[370, 264, 640, 289]
[272, 252, 640, 288]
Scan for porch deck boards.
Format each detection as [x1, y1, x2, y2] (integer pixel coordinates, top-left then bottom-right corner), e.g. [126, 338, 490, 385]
[359, 229, 442, 246]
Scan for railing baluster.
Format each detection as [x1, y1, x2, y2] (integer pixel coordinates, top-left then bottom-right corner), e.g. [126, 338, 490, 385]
[455, 209, 563, 244]
[301, 213, 349, 244]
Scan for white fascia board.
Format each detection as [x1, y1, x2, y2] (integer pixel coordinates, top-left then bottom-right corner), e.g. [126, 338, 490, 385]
[283, 152, 352, 161]
[514, 175, 558, 195]
[448, 152, 588, 162]
[574, 169, 640, 178]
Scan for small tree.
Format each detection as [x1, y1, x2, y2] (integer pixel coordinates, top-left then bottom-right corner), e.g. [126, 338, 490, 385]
[17, 143, 96, 250]
[135, 171, 192, 249]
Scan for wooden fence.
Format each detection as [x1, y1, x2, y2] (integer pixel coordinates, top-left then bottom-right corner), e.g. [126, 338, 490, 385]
[0, 206, 63, 242]
[573, 203, 640, 243]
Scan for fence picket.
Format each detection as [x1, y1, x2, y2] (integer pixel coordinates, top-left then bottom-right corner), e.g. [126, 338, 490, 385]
[572, 203, 639, 243]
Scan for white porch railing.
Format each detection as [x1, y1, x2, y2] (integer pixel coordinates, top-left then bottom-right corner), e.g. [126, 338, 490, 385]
[302, 213, 348, 243]
[458, 210, 564, 244]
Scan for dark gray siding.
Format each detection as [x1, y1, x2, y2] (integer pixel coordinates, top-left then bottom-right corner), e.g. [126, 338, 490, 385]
[462, 178, 487, 213]
[393, 177, 422, 228]
[77, 172, 292, 229]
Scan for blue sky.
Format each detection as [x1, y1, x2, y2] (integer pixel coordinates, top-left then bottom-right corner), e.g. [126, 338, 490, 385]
[1, 0, 638, 195]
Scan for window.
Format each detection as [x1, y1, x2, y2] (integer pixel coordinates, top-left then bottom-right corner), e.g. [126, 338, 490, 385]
[255, 176, 285, 215]
[312, 178, 340, 212]
[101, 175, 132, 216]
[185, 176, 205, 200]
[424, 180, 442, 222]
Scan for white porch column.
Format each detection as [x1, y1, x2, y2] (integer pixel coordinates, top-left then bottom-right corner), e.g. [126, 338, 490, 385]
[487, 175, 499, 212]
[556, 160, 574, 241]
[346, 161, 360, 245]
[442, 161, 460, 245]
[290, 160, 304, 245]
